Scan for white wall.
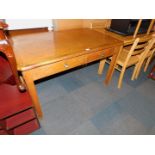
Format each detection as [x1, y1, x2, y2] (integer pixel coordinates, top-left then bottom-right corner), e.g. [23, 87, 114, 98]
[5, 19, 53, 30]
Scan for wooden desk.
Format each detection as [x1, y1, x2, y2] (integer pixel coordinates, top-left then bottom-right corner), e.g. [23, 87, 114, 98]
[95, 28, 154, 46]
[9, 28, 123, 118]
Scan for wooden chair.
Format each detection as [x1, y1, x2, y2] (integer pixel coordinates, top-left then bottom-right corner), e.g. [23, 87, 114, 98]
[98, 37, 152, 88]
[134, 37, 155, 79]
[0, 21, 25, 91]
[132, 19, 155, 38]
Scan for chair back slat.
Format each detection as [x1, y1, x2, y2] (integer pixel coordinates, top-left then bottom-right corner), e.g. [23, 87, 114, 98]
[131, 37, 152, 56]
[135, 37, 155, 67]
[123, 37, 154, 66]
[132, 49, 145, 56]
[150, 43, 155, 51]
[135, 42, 148, 50]
[143, 37, 155, 59]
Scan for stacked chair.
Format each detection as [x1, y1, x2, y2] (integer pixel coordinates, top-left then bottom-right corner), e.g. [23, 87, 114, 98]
[135, 37, 155, 79]
[98, 19, 155, 88]
[98, 36, 155, 88]
[0, 22, 40, 135]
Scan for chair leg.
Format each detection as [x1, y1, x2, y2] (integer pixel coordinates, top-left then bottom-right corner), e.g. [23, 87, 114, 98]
[131, 64, 139, 80]
[144, 57, 152, 72]
[135, 61, 144, 80]
[98, 59, 106, 75]
[118, 67, 126, 89]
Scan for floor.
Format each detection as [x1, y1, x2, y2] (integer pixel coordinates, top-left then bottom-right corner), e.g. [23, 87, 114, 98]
[32, 60, 155, 135]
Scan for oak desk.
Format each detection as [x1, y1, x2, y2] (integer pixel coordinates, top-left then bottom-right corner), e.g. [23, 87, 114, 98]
[9, 28, 123, 118]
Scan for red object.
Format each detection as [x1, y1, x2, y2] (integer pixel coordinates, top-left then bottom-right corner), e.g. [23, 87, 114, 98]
[0, 54, 16, 85]
[8, 119, 40, 135]
[0, 107, 36, 130]
[0, 84, 33, 118]
[0, 21, 8, 29]
[148, 65, 155, 80]
[0, 129, 8, 135]
[0, 84, 40, 135]
[0, 22, 25, 90]
[0, 54, 40, 135]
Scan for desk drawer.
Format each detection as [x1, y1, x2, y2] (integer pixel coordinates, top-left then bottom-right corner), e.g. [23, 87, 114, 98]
[0, 125, 8, 135]
[8, 119, 40, 135]
[3, 108, 36, 130]
[32, 55, 86, 80]
[63, 55, 86, 70]
[0, 129, 8, 135]
[87, 48, 114, 63]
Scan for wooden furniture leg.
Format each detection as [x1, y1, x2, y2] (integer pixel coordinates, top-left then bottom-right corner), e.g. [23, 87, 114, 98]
[131, 63, 139, 80]
[23, 71, 43, 118]
[104, 46, 122, 85]
[144, 58, 151, 72]
[135, 55, 154, 79]
[135, 60, 145, 79]
[118, 67, 126, 88]
[144, 54, 154, 72]
[98, 59, 106, 75]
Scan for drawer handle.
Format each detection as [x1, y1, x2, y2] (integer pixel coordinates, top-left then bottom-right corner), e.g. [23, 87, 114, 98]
[64, 64, 69, 68]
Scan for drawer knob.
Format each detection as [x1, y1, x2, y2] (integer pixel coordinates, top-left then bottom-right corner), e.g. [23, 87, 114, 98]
[64, 64, 69, 68]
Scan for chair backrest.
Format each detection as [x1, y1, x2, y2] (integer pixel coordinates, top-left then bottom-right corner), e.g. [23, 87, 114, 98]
[0, 21, 25, 91]
[140, 37, 155, 62]
[133, 19, 155, 38]
[131, 37, 152, 56]
[150, 43, 155, 56]
[148, 36, 155, 57]
[123, 36, 154, 66]
[126, 36, 151, 55]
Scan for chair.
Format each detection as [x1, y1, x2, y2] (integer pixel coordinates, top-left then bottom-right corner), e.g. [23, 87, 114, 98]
[134, 37, 155, 79]
[98, 36, 152, 88]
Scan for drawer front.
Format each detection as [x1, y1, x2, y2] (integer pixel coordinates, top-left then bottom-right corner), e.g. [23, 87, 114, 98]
[0, 129, 8, 135]
[0, 125, 2, 130]
[87, 48, 114, 63]
[8, 119, 40, 135]
[64, 55, 86, 70]
[0, 125, 8, 135]
[32, 55, 86, 80]
[5, 108, 36, 130]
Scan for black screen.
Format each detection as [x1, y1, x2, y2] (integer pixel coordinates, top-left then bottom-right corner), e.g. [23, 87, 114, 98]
[108, 19, 151, 36]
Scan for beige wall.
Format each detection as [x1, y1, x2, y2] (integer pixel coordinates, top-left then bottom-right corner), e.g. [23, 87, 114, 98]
[53, 19, 83, 31]
[53, 19, 111, 31]
[83, 19, 111, 28]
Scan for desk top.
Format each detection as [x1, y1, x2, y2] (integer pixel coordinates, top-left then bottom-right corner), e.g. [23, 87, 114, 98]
[9, 28, 122, 71]
[95, 28, 154, 45]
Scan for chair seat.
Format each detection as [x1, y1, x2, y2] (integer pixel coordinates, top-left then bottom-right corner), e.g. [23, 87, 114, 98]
[116, 49, 139, 67]
[0, 84, 32, 119]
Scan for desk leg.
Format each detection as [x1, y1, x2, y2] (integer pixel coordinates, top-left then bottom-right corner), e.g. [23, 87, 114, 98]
[104, 46, 122, 85]
[23, 71, 43, 118]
